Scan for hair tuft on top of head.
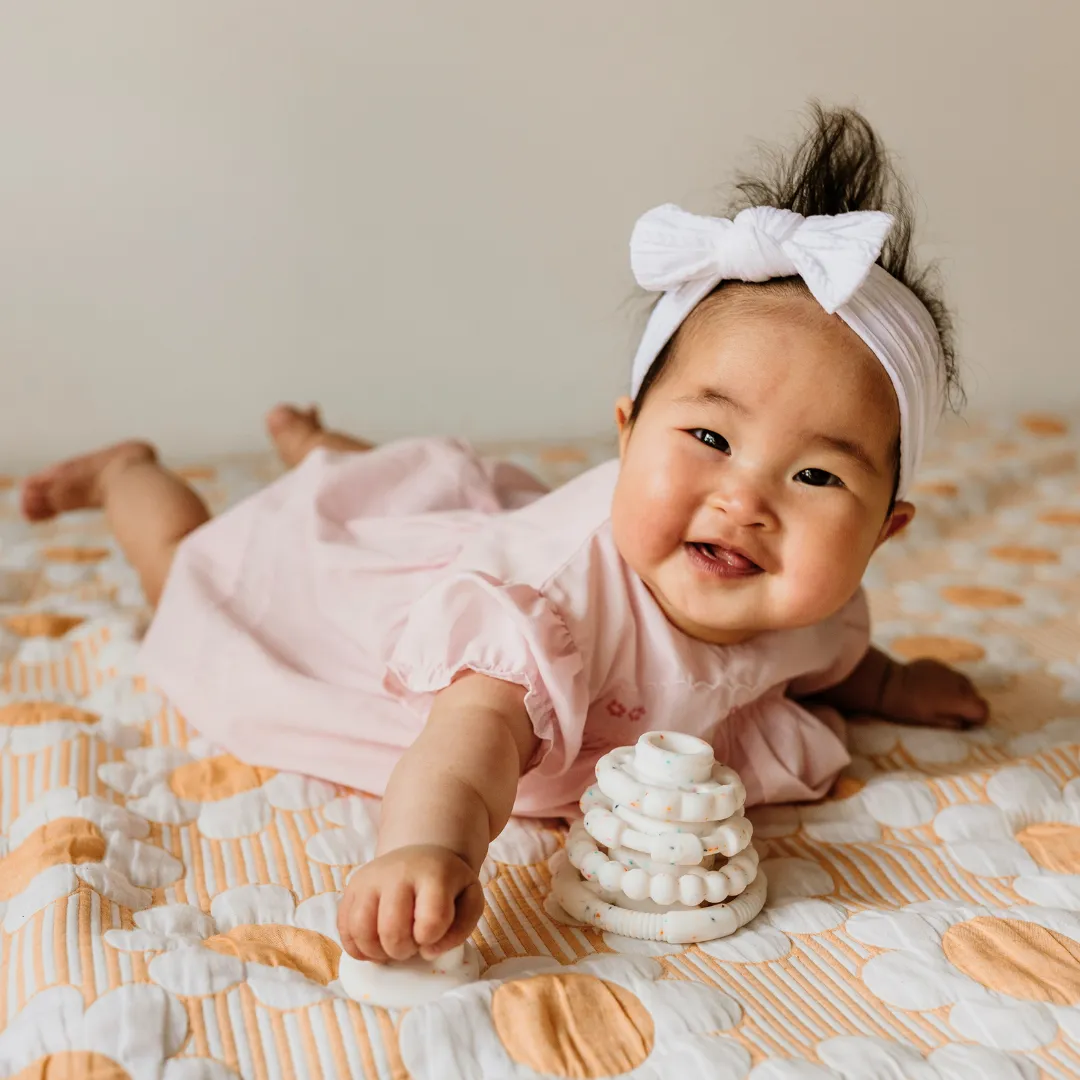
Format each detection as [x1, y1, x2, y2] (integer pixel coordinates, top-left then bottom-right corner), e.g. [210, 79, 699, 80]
[727, 103, 961, 409]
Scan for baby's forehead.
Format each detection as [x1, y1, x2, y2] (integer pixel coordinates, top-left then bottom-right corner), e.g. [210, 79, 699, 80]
[683, 280, 847, 343]
[668, 288, 901, 442]
[681, 287, 890, 388]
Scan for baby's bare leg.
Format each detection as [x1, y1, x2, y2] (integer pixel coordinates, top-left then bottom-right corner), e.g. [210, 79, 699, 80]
[266, 404, 374, 468]
[21, 442, 210, 606]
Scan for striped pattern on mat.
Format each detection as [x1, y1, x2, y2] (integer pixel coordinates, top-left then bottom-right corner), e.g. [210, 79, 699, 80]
[0, 416, 1079, 1079]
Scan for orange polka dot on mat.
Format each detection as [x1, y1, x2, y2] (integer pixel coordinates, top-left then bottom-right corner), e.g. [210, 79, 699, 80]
[1039, 509, 1080, 526]
[1020, 413, 1069, 436]
[13, 1051, 130, 1080]
[41, 546, 112, 564]
[0, 702, 99, 727]
[889, 635, 986, 664]
[492, 973, 654, 1078]
[167, 754, 277, 802]
[539, 447, 589, 465]
[3, 613, 85, 638]
[175, 465, 217, 481]
[913, 481, 959, 498]
[204, 925, 340, 985]
[943, 917, 1080, 1006]
[988, 545, 1059, 565]
[939, 586, 1023, 610]
[1016, 824, 1080, 875]
[829, 775, 867, 801]
[0, 819, 107, 901]
[0, 475, 15, 491]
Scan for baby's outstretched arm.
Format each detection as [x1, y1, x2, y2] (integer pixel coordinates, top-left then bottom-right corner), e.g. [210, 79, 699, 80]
[813, 646, 989, 730]
[337, 674, 539, 963]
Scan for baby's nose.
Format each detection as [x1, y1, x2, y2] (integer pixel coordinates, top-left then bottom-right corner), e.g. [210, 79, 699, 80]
[708, 479, 776, 529]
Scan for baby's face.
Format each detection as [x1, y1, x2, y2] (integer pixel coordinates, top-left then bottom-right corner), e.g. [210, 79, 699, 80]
[611, 288, 912, 644]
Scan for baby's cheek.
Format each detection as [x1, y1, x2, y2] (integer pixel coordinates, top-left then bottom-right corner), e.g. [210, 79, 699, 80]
[613, 477, 688, 566]
[614, 501, 676, 571]
[779, 528, 871, 622]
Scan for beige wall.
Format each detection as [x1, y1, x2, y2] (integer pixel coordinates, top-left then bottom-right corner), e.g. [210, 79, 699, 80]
[0, 2, 1075, 467]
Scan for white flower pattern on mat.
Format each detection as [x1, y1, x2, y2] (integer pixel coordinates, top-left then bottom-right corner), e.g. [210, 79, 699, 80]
[934, 766, 1080, 909]
[306, 795, 381, 868]
[1048, 657, 1080, 703]
[99, 737, 335, 839]
[750, 757, 939, 845]
[1007, 717, 1080, 757]
[0, 787, 181, 932]
[401, 954, 750, 1079]
[107, 884, 348, 1009]
[307, 797, 562, 887]
[747, 1035, 1035, 1079]
[0, 983, 239, 1079]
[693, 858, 845, 964]
[847, 901, 1080, 1050]
[848, 721, 994, 766]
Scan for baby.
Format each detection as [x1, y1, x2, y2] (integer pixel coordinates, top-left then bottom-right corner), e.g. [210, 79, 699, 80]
[22, 106, 987, 966]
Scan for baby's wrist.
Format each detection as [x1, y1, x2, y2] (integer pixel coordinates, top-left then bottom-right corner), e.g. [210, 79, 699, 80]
[375, 839, 479, 873]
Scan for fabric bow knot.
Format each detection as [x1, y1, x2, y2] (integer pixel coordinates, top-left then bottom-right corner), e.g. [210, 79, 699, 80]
[630, 204, 894, 314]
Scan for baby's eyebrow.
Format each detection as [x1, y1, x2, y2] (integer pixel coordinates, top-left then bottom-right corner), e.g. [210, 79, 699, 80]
[806, 432, 881, 476]
[674, 387, 750, 415]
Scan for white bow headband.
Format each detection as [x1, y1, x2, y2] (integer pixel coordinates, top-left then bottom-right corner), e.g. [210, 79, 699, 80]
[629, 204, 945, 498]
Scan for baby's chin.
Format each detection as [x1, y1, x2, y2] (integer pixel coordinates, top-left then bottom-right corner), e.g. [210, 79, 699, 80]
[670, 586, 851, 643]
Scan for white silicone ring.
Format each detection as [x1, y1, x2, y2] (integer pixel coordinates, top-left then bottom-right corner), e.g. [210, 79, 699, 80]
[580, 788, 753, 863]
[633, 731, 715, 784]
[552, 851, 767, 943]
[567, 820, 759, 905]
[338, 942, 480, 1009]
[594, 742, 745, 823]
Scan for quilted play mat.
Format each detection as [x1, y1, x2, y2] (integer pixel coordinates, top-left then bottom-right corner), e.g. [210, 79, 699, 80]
[1, 414, 1079, 1079]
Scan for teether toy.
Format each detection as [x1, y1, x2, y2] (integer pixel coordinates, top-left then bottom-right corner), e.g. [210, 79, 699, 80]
[338, 942, 480, 1009]
[551, 731, 766, 942]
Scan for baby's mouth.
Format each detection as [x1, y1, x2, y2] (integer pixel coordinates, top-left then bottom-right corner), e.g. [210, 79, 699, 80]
[686, 541, 763, 577]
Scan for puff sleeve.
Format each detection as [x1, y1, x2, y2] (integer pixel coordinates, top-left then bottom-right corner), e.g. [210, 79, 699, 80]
[385, 572, 591, 777]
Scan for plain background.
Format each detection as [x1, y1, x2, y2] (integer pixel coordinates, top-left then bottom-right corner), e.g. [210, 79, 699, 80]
[1, 2, 1076, 468]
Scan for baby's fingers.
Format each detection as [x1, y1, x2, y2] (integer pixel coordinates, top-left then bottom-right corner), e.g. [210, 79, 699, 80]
[933, 676, 989, 727]
[350, 886, 389, 963]
[954, 684, 990, 724]
[425, 880, 485, 959]
[413, 880, 456, 957]
[377, 882, 420, 961]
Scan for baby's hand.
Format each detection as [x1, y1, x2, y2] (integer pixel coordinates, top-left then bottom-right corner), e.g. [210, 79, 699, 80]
[337, 845, 484, 963]
[884, 658, 989, 730]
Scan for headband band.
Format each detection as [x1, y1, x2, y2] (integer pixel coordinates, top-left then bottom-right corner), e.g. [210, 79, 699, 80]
[629, 204, 944, 498]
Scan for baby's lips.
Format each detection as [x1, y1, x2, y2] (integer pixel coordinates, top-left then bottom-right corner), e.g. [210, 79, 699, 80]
[692, 540, 761, 571]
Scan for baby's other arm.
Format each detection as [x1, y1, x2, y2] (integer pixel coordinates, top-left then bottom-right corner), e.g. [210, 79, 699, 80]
[337, 674, 539, 963]
[809, 646, 988, 730]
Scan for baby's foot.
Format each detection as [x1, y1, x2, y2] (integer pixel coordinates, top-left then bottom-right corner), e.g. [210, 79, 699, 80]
[20, 441, 156, 522]
[266, 403, 324, 468]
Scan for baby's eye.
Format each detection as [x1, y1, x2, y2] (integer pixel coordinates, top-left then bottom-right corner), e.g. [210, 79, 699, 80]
[796, 468, 844, 488]
[690, 429, 730, 453]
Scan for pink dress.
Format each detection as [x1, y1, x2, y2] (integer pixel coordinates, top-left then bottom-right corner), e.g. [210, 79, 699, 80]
[141, 438, 865, 817]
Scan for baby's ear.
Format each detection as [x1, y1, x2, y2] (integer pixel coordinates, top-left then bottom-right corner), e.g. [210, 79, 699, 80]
[877, 500, 916, 548]
[614, 396, 634, 458]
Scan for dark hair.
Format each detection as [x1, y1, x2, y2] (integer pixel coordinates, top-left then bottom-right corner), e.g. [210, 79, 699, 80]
[629, 105, 961, 435]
